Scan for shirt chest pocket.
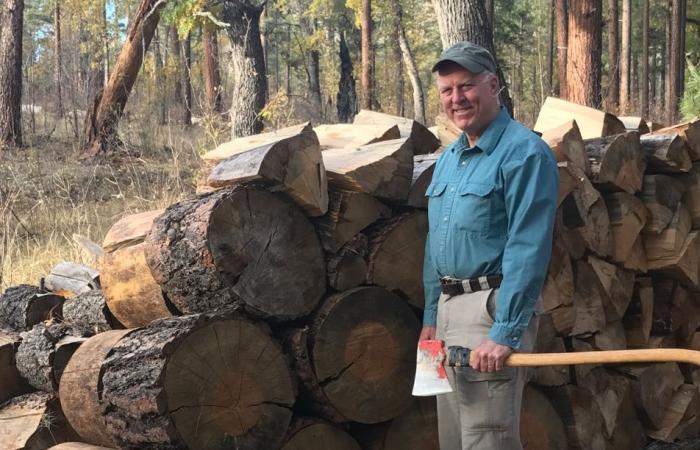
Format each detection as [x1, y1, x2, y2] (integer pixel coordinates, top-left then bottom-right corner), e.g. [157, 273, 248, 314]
[454, 182, 495, 236]
[425, 182, 448, 231]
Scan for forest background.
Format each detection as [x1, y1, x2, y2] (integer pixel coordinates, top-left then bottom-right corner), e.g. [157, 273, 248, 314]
[0, 0, 698, 291]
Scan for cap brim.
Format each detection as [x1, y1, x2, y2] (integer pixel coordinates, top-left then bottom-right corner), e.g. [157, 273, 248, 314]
[431, 58, 487, 74]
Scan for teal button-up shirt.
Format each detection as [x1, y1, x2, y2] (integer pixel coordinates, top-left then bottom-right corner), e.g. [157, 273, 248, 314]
[423, 108, 558, 349]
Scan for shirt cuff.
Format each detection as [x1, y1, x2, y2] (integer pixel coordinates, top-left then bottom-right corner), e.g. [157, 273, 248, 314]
[423, 308, 437, 327]
[489, 323, 524, 349]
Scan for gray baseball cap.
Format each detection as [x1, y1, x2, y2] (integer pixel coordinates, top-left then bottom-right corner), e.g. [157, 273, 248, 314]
[432, 41, 498, 74]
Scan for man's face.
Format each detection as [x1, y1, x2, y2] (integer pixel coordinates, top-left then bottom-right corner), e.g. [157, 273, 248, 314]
[436, 64, 500, 136]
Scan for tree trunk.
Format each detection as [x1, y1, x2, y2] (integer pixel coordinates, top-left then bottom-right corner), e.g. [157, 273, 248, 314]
[555, 0, 568, 99]
[641, 0, 649, 118]
[606, 0, 619, 112]
[81, 0, 163, 158]
[395, 3, 425, 124]
[620, 0, 631, 114]
[547, 0, 555, 95]
[667, 0, 683, 124]
[361, 0, 373, 110]
[54, 0, 63, 117]
[151, 27, 166, 125]
[168, 25, 181, 105]
[337, 32, 356, 123]
[0, 0, 24, 148]
[202, 28, 223, 114]
[431, 0, 513, 115]
[179, 33, 192, 126]
[566, 0, 602, 108]
[299, 16, 322, 113]
[393, 14, 404, 117]
[222, 0, 267, 138]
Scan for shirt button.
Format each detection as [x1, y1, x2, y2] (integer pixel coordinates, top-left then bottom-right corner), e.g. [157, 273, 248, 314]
[461, 162, 466, 166]
[450, 187, 455, 192]
[443, 216, 448, 221]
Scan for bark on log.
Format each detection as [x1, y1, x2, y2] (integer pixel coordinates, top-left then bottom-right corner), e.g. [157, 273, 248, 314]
[680, 164, 700, 228]
[640, 133, 693, 173]
[204, 122, 328, 216]
[650, 118, 700, 161]
[282, 419, 361, 450]
[62, 290, 123, 336]
[100, 242, 172, 328]
[145, 187, 326, 320]
[0, 392, 79, 450]
[101, 209, 163, 253]
[366, 212, 427, 309]
[407, 153, 438, 209]
[313, 189, 390, 252]
[541, 119, 591, 176]
[534, 97, 626, 139]
[0, 285, 64, 331]
[321, 138, 414, 201]
[44, 262, 100, 298]
[520, 385, 568, 450]
[314, 123, 400, 150]
[287, 287, 420, 424]
[584, 132, 645, 193]
[639, 175, 686, 234]
[604, 192, 649, 263]
[353, 110, 440, 155]
[101, 312, 295, 449]
[0, 329, 30, 403]
[15, 323, 85, 392]
[326, 234, 369, 291]
[59, 330, 130, 448]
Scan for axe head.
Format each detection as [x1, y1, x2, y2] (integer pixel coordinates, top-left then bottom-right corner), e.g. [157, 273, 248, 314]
[412, 339, 453, 396]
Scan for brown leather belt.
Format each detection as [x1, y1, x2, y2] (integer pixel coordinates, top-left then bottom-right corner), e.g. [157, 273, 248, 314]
[440, 274, 503, 296]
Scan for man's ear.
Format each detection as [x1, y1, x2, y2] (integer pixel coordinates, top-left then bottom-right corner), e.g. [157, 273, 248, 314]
[489, 75, 500, 97]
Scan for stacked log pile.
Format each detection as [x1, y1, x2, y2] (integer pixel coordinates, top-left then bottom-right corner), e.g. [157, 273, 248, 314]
[1, 103, 700, 449]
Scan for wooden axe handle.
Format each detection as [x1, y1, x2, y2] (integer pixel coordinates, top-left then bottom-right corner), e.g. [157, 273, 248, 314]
[505, 348, 700, 367]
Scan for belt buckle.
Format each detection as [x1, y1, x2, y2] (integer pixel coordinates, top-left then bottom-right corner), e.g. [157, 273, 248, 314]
[441, 276, 460, 285]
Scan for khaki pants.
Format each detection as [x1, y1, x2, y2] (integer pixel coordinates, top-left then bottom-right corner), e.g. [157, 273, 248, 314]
[435, 289, 539, 450]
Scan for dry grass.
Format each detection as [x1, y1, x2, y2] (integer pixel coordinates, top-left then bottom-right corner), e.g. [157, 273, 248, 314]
[0, 111, 221, 291]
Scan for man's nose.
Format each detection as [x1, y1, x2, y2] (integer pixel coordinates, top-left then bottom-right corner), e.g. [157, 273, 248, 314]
[450, 88, 462, 104]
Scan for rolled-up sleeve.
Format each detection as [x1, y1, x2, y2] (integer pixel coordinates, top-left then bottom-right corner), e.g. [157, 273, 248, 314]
[422, 235, 441, 327]
[488, 147, 559, 348]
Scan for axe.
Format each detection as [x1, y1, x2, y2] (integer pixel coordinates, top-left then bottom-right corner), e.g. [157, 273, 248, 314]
[412, 339, 700, 396]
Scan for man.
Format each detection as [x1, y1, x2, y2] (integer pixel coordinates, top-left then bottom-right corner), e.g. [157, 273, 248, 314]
[420, 41, 558, 449]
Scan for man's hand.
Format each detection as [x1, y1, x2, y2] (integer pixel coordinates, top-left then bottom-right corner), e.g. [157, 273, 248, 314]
[419, 326, 436, 341]
[470, 339, 512, 372]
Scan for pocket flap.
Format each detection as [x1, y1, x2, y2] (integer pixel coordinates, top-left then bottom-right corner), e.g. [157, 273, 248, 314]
[458, 182, 495, 197]
[425, 182, 448, 197]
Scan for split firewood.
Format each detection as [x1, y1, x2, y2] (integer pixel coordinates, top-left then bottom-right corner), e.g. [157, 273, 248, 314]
[314, 123, 401, 150]
[679, 163, 700, 228]
[519, 385, 568, 450]
[353, 109, 440, 154]
[0, 391, 80, 450]
[99, 312, 296, 449]
[407, 153, 438, 209]
[650, 279, 688, 336]
[553, 209, 586, 259]
[434, 113, 461, 145]
[557, 162, 586, 206]
[622, 235, 649, 273]
[0, 285, 64, 331]
[545, 384, 608, 450]
[530, 314, 569, 386]
[619, 116, 651, 134]
[648, 231, 699, 289]
[549, 304, 576, 336]
[541, 236, 574, 313]
[145, 187, 326, 320]
[282, 419, 361, 450]
[0, 329, 30, 404]
[351, 398, 439, 450]
[541, 119, 590, 176]
[313, 189, 390, 253]
[322, 138, 414, 201]
[285, 287, 420, 424]
[639, 174, 686, 234]
[623, 278, 654, 348]
[640, 133, 692, 173]
[616, 362, 685, 430]
[644, 203, 691, 264]
[61, 290, 123, 336]
[604, 192, 649, 263]
[577, 368, 635, 439]
[646, 384, 700, 442]
[587, 256, 634, 321]
[560, 174, 611, 258]
[15, 323, 86, 392]
[101, 209, 163, 253]
[649, 117, 700, 160]
[589, 320, 628, 351]
[100, 242, 173, 328]
[205, 122, 329, 216]
[326, 234, 369, 291]
[534, 96, 626, 139]
[366, 213, 428, 309]
[583, 132, 645, 193]
[43, 262, 99, 298]
[48, 444, 115, 450]
[59, 330, 130, 448]
[572, 259, 607, 336]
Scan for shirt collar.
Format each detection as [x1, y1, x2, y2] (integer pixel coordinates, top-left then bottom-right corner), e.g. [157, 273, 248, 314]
[451, 108, 511, 156]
